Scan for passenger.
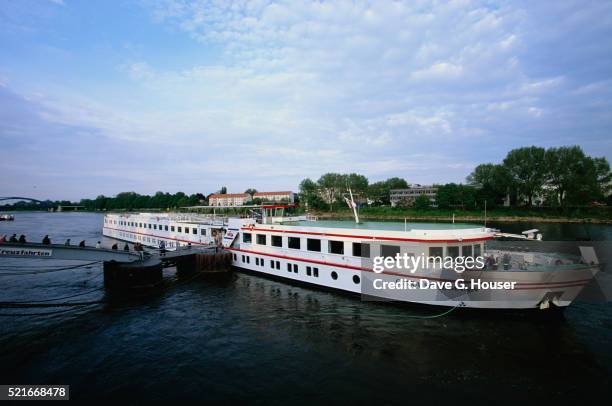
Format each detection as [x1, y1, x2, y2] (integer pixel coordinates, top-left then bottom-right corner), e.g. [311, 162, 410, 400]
[42, 235, 51, 245]
[159, 240, 166, 255]
[111, 243, 118, 250]
[95, 241, 101, 249]
[123, 243, 129, 252]
[78, 240, 86, 248]
[187, 242, 192, 249]
[9, 234, 18, 242]
[18, 234, 26, 243]
[64, 238, 71, 246]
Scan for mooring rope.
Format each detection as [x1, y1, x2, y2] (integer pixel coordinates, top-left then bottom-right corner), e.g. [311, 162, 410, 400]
[0, 261, 101, 275]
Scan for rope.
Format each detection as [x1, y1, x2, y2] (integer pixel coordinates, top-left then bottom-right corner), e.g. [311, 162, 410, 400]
[0, 303, 100, 317]
[0, 261, 101, 275]
[0, 300, 104, 308]
[0, 286, 104, 305]
[401, 302, 463, 319]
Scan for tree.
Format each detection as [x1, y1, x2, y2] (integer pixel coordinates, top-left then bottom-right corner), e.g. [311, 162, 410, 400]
[299, 178, 323, 209]
[413, 194, 431, 210]
[467, 163, 511, 207]
[244, 188, 257, 201]
[218, 186, 227, 194]
[317, 173, 344, 211]
[503, 146, 547, 206]
[367, 177, 409, 205]
[436, 184, 478, 209]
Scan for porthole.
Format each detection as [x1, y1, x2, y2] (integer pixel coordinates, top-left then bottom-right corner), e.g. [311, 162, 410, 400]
[331, 271, 338, 280]
[353, 275, 360, 284]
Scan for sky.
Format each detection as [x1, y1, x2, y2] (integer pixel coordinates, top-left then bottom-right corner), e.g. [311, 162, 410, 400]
[1, 0, 611, 201]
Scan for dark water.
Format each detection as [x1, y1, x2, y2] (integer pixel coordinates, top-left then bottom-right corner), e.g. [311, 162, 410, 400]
[1, 212, 611, 403]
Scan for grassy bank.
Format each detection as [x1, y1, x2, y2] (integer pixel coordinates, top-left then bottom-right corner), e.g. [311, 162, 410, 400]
[311, 206, 612, 224]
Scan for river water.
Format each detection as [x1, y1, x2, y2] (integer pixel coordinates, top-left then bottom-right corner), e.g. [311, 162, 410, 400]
[0, 212, 611, 403]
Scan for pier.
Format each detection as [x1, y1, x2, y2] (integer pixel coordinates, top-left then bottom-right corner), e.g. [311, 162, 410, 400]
[0, 242, 232, 290]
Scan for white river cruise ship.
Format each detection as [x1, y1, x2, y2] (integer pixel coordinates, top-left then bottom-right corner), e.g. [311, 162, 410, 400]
[103, 206, 599, 311]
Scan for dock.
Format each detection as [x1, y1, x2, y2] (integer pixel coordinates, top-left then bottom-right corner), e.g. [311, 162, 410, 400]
[0, 242, 232, 290]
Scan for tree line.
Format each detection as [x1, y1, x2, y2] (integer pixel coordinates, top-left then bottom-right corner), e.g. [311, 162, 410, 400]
[298, 145, 610, 210]
[2, 145, 609, 212]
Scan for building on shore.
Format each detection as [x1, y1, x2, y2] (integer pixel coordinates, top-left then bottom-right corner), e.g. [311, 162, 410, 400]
[208, 191, 295, 206]
[208, 193, 250, 206]
[390, 185, 438, 207]
[253, 191, 295, 203]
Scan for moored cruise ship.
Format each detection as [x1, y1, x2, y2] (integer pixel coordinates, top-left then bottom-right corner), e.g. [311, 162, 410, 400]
[103, 208, 600, 311]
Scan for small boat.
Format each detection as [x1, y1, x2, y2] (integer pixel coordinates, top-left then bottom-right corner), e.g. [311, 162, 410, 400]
[0, 214, 14, 221]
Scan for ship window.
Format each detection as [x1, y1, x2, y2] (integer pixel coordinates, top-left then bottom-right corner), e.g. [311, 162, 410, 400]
[275, 261, 280, 270]
[233, 254, 237, 261]
[462, 245, 473, 257]
[184, 227, 189, 234]
[243, 233, 252, 243]
[353, 275, 360, 284]
[287, 263, 292, 272]
[329, 240, 344, 255]
[331, 271, 338, 280]
[306, 266, 312, 276]
[429, 247, 443, 260]
[447, 246, 460, 258]
[193, 228, 197, 235]
[200, 229, 206, 235]
[307, 239, 321, 252]
[154, 225, 157, 230]
[293, 264, 298, 273]
[271, 235, 282, 247]
[288, 237, 301, 249]
[474, 244, 481, 257]
[352, 242, 370, 258]
[148, 224, 152, 229]
[270, 259, 274, 268]
[256, 234, 267, 245]
[242, 255, 245, 262]
[313, 268, 319, 277]
[178, 227, 182, 232]
[381, 245, 400, 259]
[246, 256, 250, 264]
[256, 258, 259, 266]
[171, 226, 175, 232]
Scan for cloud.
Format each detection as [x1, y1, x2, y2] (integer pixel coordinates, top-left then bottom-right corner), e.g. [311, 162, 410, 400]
[1, 0, 611, 198]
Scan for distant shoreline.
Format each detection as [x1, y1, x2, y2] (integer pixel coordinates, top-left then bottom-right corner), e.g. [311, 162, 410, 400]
[313, 212, 612, 224]
[2, 209, 611, 224]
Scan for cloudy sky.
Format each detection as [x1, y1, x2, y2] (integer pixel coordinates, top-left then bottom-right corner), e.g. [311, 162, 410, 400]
[1, 0, 611, 200]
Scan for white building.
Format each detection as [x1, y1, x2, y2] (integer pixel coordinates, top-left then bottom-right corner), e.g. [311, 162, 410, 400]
[208, 193, 250, 206]
[253, 191, 295, 203]
[390, 185, 438, 207]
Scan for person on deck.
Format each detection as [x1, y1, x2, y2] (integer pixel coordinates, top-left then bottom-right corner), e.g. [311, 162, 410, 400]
[111, 243, 118, 250]
[78, 240, 86, 248]
[9, 234, 18, 242]
[159, 240, 166, 256]
[95, 241, 101, 249]
[64, 238, 71, 246]
[42, 235, 51, 245]
[18, 235, 26, 243]
[123, 243, 129, 252]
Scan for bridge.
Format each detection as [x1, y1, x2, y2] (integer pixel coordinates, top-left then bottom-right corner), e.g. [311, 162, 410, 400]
[0, 197, 42, 203]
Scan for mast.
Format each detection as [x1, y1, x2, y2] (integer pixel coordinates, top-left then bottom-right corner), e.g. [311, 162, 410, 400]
[348, 187, 360, 224]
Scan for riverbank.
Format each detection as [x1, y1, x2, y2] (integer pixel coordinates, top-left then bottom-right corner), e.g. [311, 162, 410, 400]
[312, 207, 612, 224]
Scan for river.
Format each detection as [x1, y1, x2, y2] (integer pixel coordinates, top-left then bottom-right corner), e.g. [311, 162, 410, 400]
[0, 212, 611, 402]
